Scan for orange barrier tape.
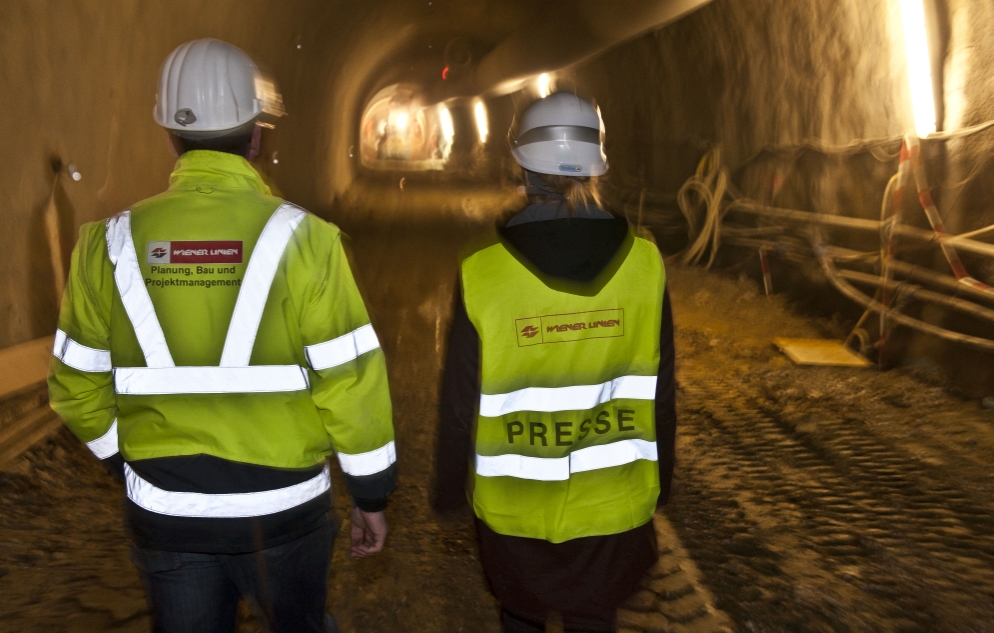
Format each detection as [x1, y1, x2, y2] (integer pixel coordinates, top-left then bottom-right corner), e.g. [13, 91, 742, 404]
[904, 134, 994, 293]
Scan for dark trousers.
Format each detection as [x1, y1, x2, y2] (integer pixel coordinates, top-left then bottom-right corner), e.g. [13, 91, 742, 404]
[501, 609, 611, 633]
[131, 522, 336, 633]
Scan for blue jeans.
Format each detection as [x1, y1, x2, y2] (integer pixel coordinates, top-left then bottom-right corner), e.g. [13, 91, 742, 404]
[131, 521, 336, 633]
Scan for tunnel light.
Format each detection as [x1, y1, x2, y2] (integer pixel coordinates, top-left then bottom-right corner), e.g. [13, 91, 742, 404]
[474, 100, 489, 144]
[438, 105, 455, 144]
[391, 110, 410, 133]
[900, 0, 936, 137]
[537, 73, 551, 98]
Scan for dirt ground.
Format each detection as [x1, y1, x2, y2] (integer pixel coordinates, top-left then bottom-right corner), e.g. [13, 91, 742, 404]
[665, 267, 994, 633]
[1, 225, 993, 632]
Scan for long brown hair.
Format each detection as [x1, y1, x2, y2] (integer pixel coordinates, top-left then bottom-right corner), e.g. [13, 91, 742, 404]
[528, 172, 603, 211]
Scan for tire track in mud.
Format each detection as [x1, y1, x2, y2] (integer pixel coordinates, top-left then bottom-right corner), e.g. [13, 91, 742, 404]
[669, 376, 994, 633]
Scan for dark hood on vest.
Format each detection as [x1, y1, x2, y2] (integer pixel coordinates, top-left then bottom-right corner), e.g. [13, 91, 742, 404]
[499, 203, 629, 283]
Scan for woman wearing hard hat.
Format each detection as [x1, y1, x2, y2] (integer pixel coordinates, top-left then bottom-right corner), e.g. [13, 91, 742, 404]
[433, 92, 677, 633]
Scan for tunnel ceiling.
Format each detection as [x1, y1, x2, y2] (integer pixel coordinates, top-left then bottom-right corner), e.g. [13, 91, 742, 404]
[288, 0, 715, 205]
[347, 0, 714, 102]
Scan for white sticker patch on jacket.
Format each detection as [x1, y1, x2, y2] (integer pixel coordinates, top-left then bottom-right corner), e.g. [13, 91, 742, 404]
[146, 241, 243, 265]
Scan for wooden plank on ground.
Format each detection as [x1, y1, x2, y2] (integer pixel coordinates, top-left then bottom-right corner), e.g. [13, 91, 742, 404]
[773, 337, 872, 367]
[0, 406, 62, 467]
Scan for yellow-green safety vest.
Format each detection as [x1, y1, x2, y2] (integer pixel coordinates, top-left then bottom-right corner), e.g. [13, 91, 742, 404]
[461, 227, 665, 543]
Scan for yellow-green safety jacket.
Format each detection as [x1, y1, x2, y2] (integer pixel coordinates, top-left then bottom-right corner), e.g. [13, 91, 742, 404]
[48, 151, 395, 551]
[461, 228, 664, 543]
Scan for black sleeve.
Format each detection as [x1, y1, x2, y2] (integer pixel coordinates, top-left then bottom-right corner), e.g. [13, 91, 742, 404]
[655, 286, 677, 506]
[347, 463, 397, 512]
[431, 283, 481, 514]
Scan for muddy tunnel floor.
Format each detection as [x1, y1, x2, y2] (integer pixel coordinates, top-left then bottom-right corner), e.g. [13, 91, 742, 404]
[2, 225, 994, 633]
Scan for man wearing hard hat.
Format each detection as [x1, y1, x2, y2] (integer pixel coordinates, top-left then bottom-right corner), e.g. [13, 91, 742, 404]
[433, 92, 677, 632]
[48, 38, 396, 632]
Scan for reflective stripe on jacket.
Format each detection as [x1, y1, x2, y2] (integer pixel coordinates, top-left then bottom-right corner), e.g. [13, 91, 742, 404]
[461, 227, 665, 543]
[48, 150, 395, 521]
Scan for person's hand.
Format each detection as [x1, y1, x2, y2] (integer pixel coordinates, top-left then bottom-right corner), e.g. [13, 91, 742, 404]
[350, 507, 388, 559]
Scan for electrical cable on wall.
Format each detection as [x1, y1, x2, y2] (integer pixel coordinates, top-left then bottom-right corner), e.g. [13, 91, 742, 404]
[674, 146, 729, 268]
[635, 120, 994, 359]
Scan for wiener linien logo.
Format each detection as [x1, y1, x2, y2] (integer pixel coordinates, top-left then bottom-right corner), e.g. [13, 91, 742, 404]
[146, 241, 244, 265]
[515, 309, 625, 346]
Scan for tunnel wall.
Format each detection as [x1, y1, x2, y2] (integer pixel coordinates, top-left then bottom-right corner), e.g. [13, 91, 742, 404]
[0, 1, 339, 350]
[564, 0, 994, 395]
[569, 0, 913, 192]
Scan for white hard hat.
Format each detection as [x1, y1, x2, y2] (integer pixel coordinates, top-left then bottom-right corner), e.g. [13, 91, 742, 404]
[509, 92, 608, 177]
[154, 38, 284, 139]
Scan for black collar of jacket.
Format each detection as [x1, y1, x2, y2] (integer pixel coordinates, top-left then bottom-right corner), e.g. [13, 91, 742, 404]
[498, 208, 632, 294]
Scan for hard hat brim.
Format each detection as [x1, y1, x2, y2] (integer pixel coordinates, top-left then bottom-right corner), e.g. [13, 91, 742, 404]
[511, 142, 608, 177]
[164, 118, 259, 141]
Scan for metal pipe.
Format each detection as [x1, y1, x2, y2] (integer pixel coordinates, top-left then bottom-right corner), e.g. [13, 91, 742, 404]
[837, 269, 994, 324]
[944, 223, 994, 244]
[728, 200, 994, 259]
[826, 247, 994, 305]
[728, 237, 994, 307]
[815, 247, 994, 353]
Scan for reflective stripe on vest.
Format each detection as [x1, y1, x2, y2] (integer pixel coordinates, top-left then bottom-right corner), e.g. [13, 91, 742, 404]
[53, 329, 112, 373]
[479, 375, 656, 417]
[114, 366, 308, 395]
[85, 419, 120, 459]
[106, 210, 174, 367]
[106, 204, 309, 395]
[305, 323, 380, 371]
[476, 438, 657, 481]
[124, 463, 331, 518]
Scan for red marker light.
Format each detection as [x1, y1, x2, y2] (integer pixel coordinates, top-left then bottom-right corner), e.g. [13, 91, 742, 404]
[442, 66, 449, 80]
